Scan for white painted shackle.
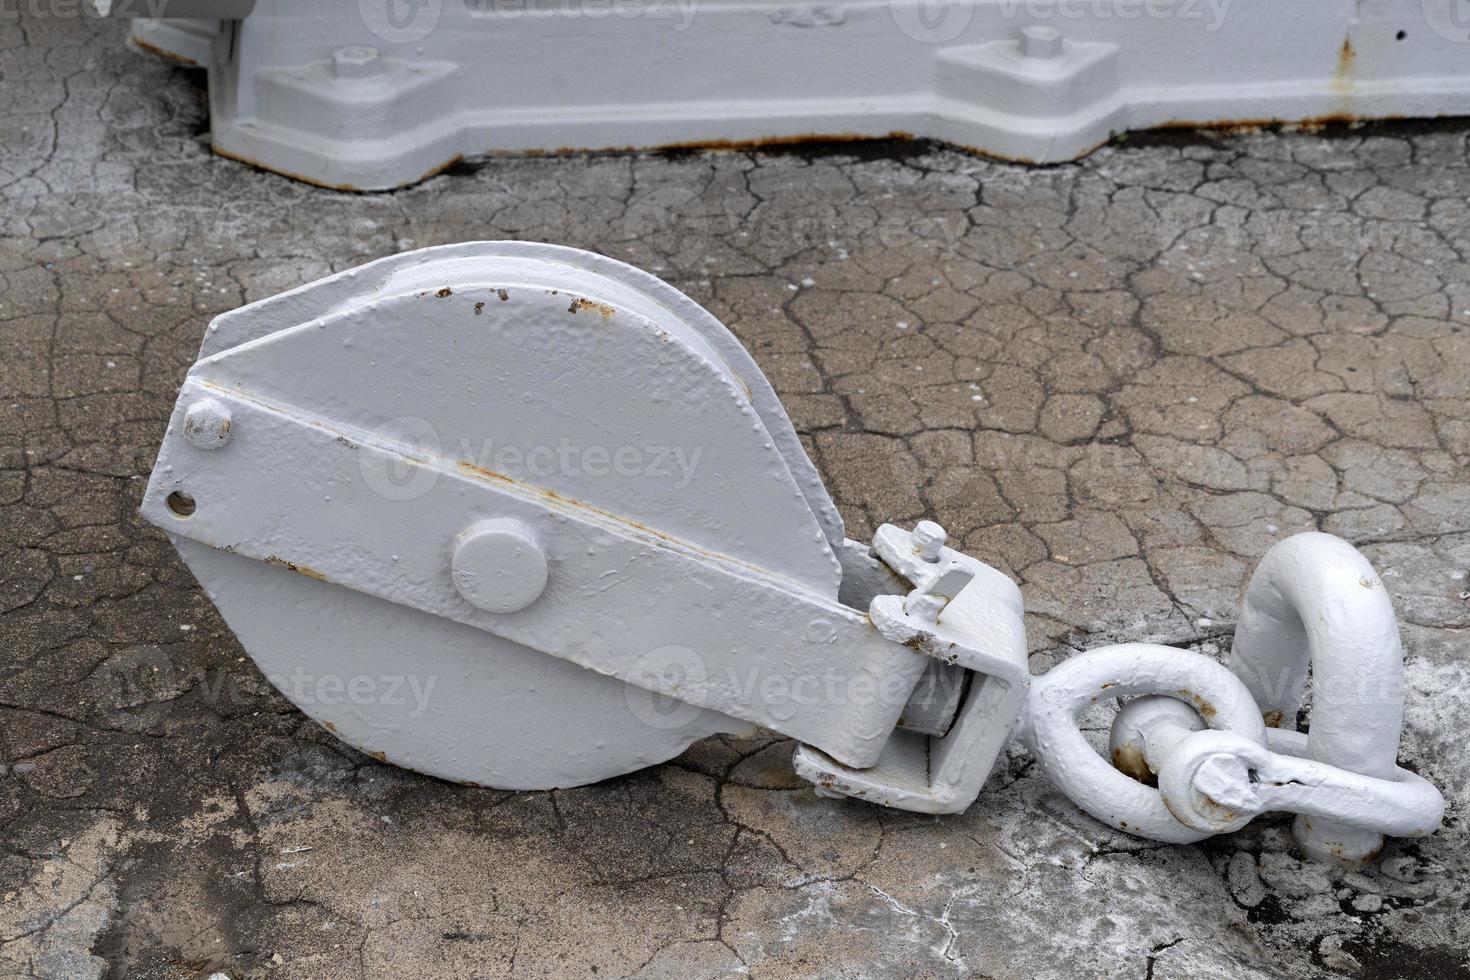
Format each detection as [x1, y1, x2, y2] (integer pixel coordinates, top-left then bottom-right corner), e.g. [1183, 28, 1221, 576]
[1225, 532, 1423, 863]
[1024, 533, 1444, 862]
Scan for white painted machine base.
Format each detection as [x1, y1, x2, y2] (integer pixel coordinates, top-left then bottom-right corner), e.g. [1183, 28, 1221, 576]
[128, 17, 217, 68]
[112, 0, 1470, 190]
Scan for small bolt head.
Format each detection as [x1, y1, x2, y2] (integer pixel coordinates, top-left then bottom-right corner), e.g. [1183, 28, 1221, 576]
[913, 520, 947, 562]
[452, 518, 549, 614]
[332, 46, 382, 79]
[182, 398, 232, 450]
[1020, 25, 1064, 60]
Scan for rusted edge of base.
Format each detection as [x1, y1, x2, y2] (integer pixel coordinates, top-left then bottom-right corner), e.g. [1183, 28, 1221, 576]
[211, 143, 466, 193]
[208, 113, 1458, 193]
[128, 36, 204, 70]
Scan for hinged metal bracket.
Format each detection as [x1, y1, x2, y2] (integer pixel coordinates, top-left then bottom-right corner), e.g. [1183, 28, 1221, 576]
[793, 523, 1029, 814]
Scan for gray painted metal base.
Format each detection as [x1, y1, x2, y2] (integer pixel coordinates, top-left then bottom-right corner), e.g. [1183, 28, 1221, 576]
[115, 0, 1470, 189]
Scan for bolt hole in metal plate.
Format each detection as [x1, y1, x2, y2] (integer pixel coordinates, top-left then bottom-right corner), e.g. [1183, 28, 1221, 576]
[166, 491, 196, 517]
[143, 243, 870, 790]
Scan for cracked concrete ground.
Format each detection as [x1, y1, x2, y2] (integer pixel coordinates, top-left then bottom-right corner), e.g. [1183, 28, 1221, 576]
[2, 10, 1469, 980]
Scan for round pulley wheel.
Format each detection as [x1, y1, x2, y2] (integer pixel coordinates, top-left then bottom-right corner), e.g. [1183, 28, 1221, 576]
[160, 243, 847, 789]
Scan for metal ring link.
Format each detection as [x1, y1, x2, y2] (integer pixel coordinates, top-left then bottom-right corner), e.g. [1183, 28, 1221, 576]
[1019, 644, 1268, 844]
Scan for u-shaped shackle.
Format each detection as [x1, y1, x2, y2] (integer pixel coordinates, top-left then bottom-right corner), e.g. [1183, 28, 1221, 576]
[1226, 532, 1409, 862]
[1027, 532, 1440, 863]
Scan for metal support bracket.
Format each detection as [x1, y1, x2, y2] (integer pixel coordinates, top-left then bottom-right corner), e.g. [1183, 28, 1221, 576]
[793, 524, 1029, 814]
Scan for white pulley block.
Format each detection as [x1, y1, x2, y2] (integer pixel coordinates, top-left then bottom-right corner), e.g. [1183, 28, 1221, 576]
[144, 242, 997, 793]
[144, 243, 1443, 862]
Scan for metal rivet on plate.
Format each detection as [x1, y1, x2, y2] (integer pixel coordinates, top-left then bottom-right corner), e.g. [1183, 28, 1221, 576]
[182, 398, 233, 450]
